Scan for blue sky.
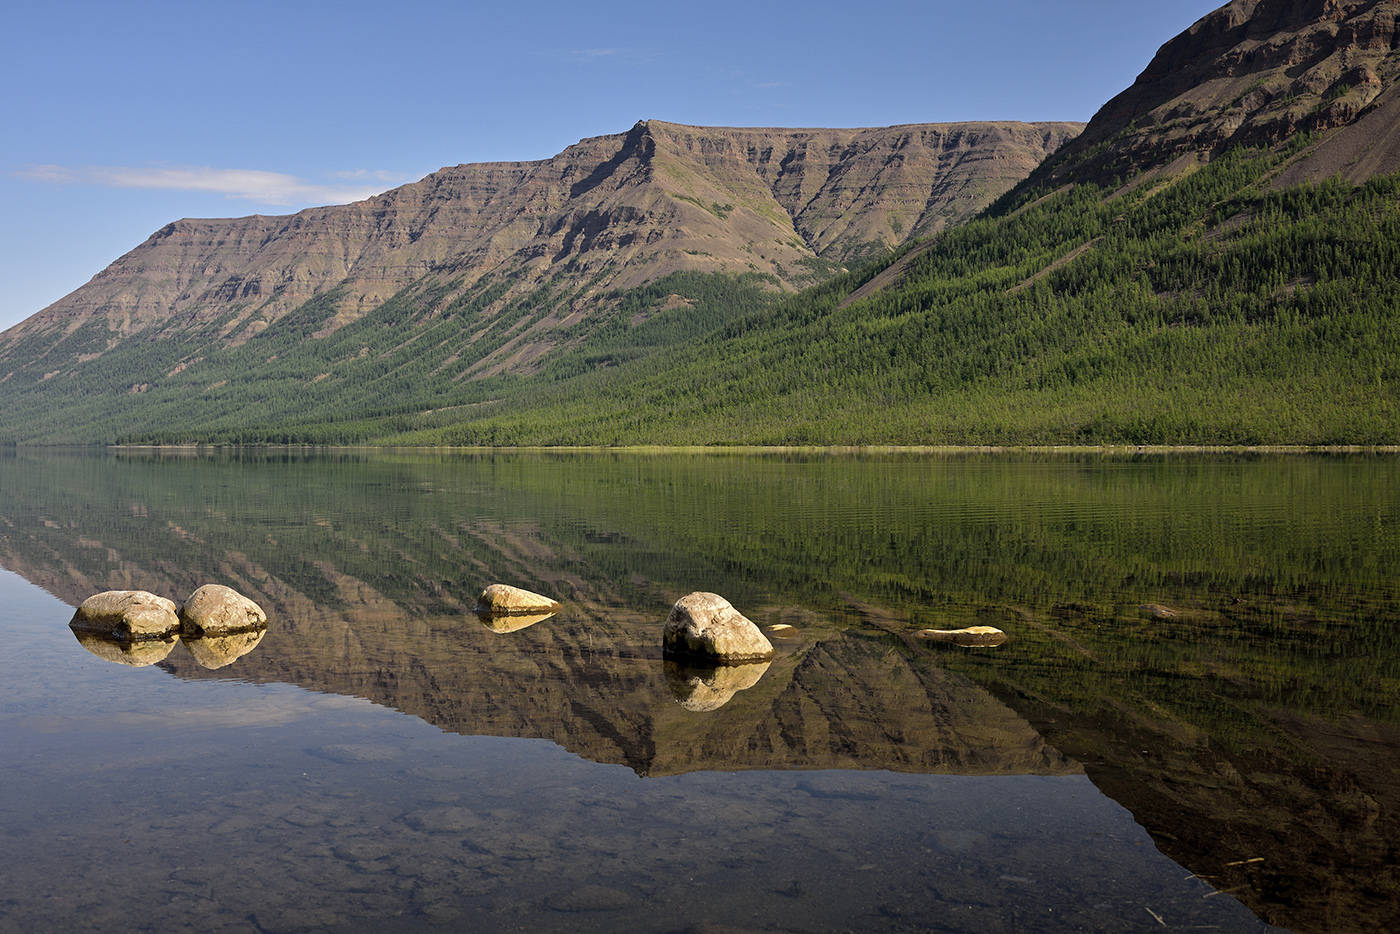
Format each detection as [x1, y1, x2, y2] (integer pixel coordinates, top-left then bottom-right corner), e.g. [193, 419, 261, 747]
[1, 0, 1224, 332]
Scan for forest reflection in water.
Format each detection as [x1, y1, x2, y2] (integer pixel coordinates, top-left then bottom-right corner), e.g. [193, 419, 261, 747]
[0, 448, 1396, 933]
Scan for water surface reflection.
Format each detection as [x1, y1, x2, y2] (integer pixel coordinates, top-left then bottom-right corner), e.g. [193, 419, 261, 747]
[1, 449, 1395, 932]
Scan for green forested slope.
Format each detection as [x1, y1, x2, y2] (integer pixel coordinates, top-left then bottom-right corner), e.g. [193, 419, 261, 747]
[391, 146, 1400, 446]
[2, 144, 1398, 445]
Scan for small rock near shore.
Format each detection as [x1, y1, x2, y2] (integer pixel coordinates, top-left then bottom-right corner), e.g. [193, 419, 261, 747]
[663, 592, 774, 662]
[69, 590, 180, 641]
[179, 584, 268, 636]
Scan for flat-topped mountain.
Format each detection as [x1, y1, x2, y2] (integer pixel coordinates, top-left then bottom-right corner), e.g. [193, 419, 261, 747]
[0, 119, 1080, 359]
[1037, 0, 1400, 186]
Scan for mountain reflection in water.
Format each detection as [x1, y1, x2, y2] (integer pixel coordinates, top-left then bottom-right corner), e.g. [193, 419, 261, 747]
[1, 448, 1396, 933]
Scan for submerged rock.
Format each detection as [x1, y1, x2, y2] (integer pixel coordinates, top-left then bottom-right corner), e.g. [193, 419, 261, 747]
[664, 659, 772, 712]
[69, 590, 180, 641]
[662, 592, 774, 662]
[766, 623, 801, 640]
[183, 627, 268, 669]
[916, 626, 1008, 648]
[179, 584, 267, 636]
[475, 584, 561, 615]
[71, 630, 178, 667]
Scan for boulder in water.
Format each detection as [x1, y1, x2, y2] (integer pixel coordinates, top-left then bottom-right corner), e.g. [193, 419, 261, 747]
[663, 592, 774, 662]
[179, 584, 267, 636]
[476, 584, 561, 615]
[69, 590, 180, 641]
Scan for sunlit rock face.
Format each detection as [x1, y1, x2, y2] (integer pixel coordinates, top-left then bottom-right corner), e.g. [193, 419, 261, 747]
[662, 592, 774, 662]
[664, 659, 772, 712]
[182, 628, 268, 670]
[179, 584, 267, 635]
[69, 590, 179, 640]
[71, 630, 178, 667]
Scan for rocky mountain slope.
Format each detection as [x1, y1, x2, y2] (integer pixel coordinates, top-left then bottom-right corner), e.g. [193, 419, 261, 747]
[1034, 0, 1400, 187]
[0, 119, 1080, 361]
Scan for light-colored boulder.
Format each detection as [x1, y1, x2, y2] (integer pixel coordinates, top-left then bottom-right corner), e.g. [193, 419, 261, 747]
[664, 659, 772, 712]
[663, 592, 774, 662]
[69, 590, 180, 640]
[179, 584, 267, 635]
[476, 584, 561, 615]
[183, 628, 268, 669]
[71, 630, 178, 667]
[916, 626, 1008, 647]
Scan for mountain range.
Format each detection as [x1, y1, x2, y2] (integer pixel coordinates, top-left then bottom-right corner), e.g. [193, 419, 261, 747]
[1, 0, 1398, 445]
[0, 121, 1077, 366]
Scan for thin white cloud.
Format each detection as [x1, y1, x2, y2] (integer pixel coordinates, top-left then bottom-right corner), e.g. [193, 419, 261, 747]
[16, 164, 401, 206]
[328, 168, 414, 184]
[562, 46, 655, 65]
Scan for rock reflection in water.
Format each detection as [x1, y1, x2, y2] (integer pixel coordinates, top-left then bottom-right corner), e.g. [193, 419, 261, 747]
[72, 627, 268, 670]
[474, 609, 558, 633]
[183, 627, 268, 669]
[663, 658, 772, 711]
[71, 629, 179, 667]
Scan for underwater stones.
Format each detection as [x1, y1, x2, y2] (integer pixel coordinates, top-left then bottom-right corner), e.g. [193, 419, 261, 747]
[475, 584, 561, 632]
[916, 626, 1008, 647]
[69, 590, 180, 640]
[662, 592, 774, 662]
[766, 623, 801, 640]
[179, 583, 267, 635]
[665, 659, 772, 712]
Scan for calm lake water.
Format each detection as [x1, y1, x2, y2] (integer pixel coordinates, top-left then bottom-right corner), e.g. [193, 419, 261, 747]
[1, 449, 1396, 934]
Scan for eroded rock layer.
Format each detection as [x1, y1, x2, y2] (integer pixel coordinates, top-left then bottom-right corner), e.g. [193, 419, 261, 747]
[1038, 0, 1400, 186]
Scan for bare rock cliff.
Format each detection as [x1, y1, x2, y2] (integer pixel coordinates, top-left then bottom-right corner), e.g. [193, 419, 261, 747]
[0, 120, 1080, 358]
[1037, 0, 1400, 186]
